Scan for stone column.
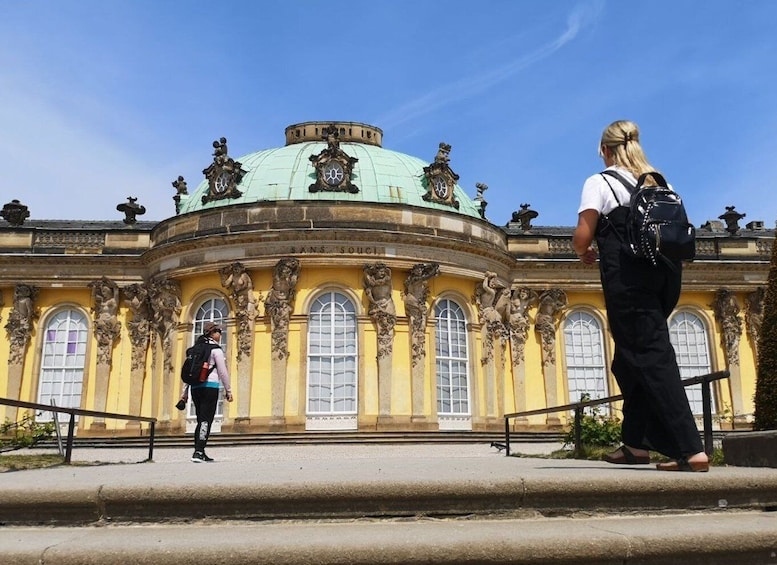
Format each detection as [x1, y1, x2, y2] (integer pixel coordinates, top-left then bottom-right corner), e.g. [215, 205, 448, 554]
[403, 263, 440, 425]
[149, 278, 182, 430]
[712, 289, 746, 422]
[534, 288, 567, 428]
[4, 284, 38, 422]
[220, 262, 260, 428]
[364, 263, 396, 424]
[123, 283, 152, 429]
[265, 258, 300, 429]
[88, 277, 121, 429]
[508, 287, 539, 428]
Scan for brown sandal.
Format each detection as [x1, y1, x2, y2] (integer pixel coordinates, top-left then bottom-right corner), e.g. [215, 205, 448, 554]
[655, 457, 709, 473]
[603, 445, 650, 465]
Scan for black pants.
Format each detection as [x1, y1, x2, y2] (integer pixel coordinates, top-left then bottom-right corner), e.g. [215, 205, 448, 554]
[191, 386, 219, 452]
[597, 229, 703, 459]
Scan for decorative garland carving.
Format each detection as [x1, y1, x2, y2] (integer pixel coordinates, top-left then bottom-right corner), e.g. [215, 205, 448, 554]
[402, 263, 440, 367]
[264, 258, 300, 361]
[123, 283, 152, 371]
[534, 288, 568, 366]
[220, 262, 260, 362]
[4, 284, 38, 365]
[364, 262, 396, 360]
[88, 277, 121, 366]
[712, 288, 742, 366]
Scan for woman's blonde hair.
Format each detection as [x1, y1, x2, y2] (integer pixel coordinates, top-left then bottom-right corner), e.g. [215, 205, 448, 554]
[599, 120, 659, 185]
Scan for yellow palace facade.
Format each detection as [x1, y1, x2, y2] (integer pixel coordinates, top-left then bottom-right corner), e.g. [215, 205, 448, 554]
[0, 122, 770, 436]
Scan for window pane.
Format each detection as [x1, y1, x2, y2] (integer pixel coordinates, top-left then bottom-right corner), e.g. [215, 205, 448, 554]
[435, 299, 470, 415]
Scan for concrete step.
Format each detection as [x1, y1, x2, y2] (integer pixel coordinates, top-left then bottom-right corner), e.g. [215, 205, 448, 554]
[2, 511, 776, 564]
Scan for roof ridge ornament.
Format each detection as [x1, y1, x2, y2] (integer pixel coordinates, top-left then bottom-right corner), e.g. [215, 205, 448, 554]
[202, 137, 246, 204]
[308, 125, 359, 194]
[422, 142, 460, 210]
[117, 196, 146, 224]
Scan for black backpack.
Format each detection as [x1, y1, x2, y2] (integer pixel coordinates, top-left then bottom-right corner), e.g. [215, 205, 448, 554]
[181, 341, 220, 386]
[601, 170, 696, 267]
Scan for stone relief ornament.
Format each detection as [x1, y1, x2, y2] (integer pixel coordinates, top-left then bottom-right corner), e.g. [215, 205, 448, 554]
[364, 262, 396, 361]
[473, 271, 511, 365]
[89, 277, 122, 366]
[1, 199, 30, 226]
[508, 287, 539, 367]
[123, 282, 152, 371]
[534, 288, 568, 366]
[422, 142, 460, 210]
[149, 278, 182, 374]
[5, 284, 38, 365]
[712, 288, 742, 366]
[202, 137, 246, 204]
[402, 263, 440, 367]
[220, 262, 259, 361]
[264, 258, 300, 361]
[308, 125, 359, 193]
[745, 287, 765, 360]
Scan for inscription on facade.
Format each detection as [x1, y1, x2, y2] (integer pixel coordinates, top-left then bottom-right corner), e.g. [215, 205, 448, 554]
[289, 245, 383, 255]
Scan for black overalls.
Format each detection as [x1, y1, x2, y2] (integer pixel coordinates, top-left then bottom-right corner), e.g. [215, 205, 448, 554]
[596, 206, 703, 459]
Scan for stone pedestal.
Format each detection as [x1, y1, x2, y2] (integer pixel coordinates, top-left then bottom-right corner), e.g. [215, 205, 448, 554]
[722, 430, 777, 468]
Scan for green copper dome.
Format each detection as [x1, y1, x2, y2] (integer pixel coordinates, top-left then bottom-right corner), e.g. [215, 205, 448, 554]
[176, 122, 484, 219]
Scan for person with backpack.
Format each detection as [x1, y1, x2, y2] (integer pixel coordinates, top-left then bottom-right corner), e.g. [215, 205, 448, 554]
[572, 120, 708, 472]
[180, 322, 233, 462]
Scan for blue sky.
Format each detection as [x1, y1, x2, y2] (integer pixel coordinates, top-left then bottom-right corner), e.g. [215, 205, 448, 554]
[2, 1, 776, 229]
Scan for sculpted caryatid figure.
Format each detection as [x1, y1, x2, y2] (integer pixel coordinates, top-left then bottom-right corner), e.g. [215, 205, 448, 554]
[5, 284, 38, 365]
[403, 263, 440, 366]
[123, 283, 152, 371]
[149, 278, 182, 373]
[364, 263, 396, 360]
[89, 278, 121, 364]
[264, 258, 300, 360]
[221, 262, 258, 360]
[509, 287, 539, 365]
[745, 287, 765, 358]
[534, 288, 568, 366]
[712, 289, 742, 366]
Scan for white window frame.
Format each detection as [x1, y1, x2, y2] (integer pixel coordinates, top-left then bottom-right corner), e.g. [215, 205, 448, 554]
[563, 310, 609, 406]
[434, 298, 470, 426]
[669, 310, 714, 415]
[37, 309, 88, 422]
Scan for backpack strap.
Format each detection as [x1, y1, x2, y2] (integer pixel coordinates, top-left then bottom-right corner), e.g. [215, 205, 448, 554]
[636, 171, 668, 190]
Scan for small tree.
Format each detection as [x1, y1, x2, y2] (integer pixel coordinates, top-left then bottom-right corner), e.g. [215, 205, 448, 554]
[754, 235, 777, 430]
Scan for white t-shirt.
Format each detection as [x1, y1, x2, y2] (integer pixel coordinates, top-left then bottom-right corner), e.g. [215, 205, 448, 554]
[577, 166, 636, 216]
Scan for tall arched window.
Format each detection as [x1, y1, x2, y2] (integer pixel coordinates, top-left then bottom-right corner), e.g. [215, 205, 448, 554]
[37, 309, 88, 422]
[669, 311, 713, 415]
[435, 299, 470, 418]
[563, 311, 608, 404]
[188, 297, 230, 424]
[307, 291, 358, 418]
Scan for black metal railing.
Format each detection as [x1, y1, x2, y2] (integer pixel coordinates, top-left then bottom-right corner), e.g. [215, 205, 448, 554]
[0, 397, 156, 463]
[503, 370, 730, 457]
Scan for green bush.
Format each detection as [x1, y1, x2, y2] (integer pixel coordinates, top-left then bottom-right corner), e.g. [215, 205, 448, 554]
[0, 413, 55, 451]
[754, 236, 777, 430]
[562, 397, 622, 449]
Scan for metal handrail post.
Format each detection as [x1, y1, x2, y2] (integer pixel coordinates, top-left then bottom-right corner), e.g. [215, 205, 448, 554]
[574, 407, 583, 458]
[64, 413, 75, 464]
[504, 418, 511, 457]
[147, 421, 156, 462]
[701, 377, 713, 455]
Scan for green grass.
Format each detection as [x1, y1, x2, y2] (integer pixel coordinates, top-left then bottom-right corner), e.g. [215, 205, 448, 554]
[0, 453, 65, 471]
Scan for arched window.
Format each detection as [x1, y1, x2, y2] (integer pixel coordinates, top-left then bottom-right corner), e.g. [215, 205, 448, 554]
[669, 311, 714, 415]
[307, 291, 358, 417]
[435, 299, 470, 416]
[37, 309, 88, 422]
[563, 311, 608, 404]
[188, 297, 230, 423]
